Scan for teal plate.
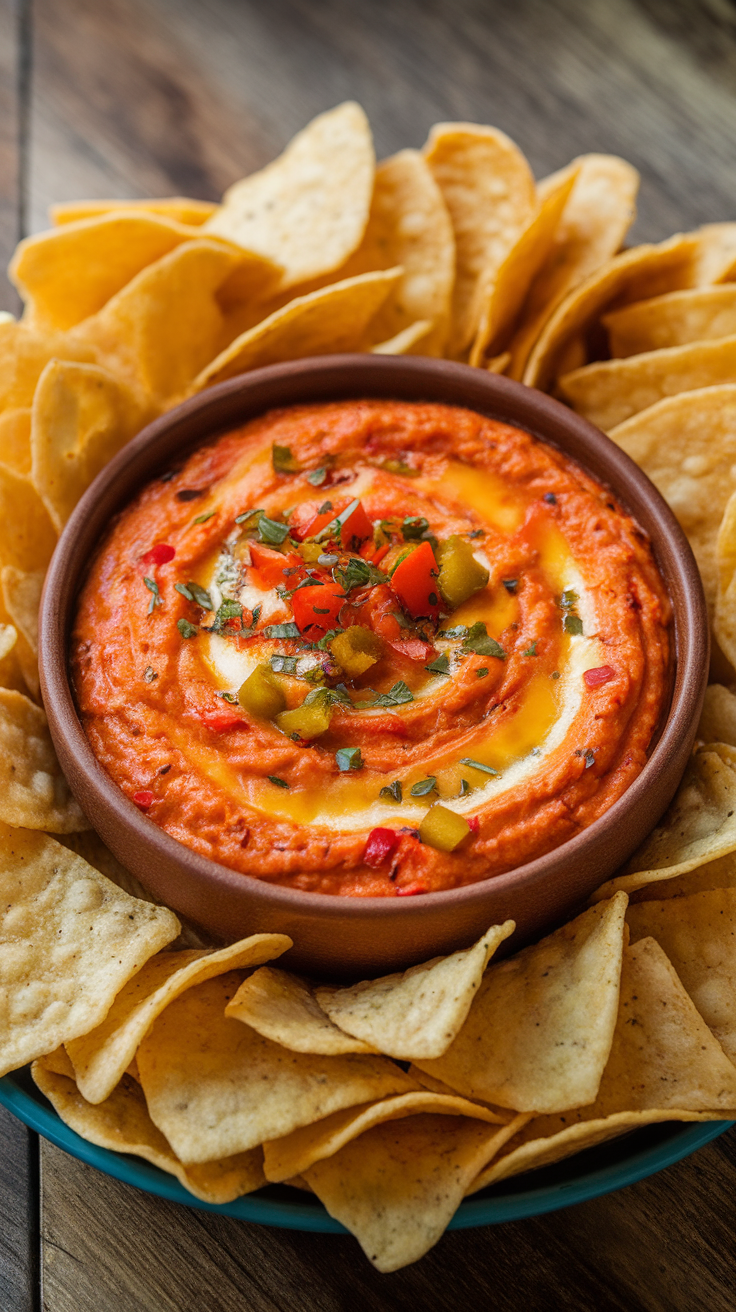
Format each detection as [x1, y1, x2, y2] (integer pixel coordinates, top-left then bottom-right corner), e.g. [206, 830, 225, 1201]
[1, 1068, 732, 1231]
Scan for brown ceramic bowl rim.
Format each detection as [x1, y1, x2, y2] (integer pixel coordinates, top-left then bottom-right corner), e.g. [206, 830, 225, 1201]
[40, 355, 708, 927]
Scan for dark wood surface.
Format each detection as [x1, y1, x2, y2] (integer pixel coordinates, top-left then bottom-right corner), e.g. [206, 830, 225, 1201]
[2, 0, 736, 1306]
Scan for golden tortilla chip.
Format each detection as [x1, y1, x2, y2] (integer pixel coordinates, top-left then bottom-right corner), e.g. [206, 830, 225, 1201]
[628, 851, 736, 904]
[715, 489, 736, 671]
[193, 268, 401, 390]
[0, 462, 57, 575]
[469, 169, 577, 367]
[558, 334, 736, 432]
[205, 103, 375, 290]
[0, 319, 98, 413]
[314, 922, 515, 1060]
[31, 360, 149, 532]
[262, 1090, 512, 1184]
[413, 895, 628, 1113]
[627, 889, 736, 1062]
[67, 935, 292, 1104]
[594, 745, 736, 901]
[371, 320, 434, 355]
[522, 233, 700, 392]
[604, 285, 736, 358]
[302, 1112, 526, 1272]
[0, 824, 179, 1075]
[225, 967, 376, 1055]
[51, 197, 217, 227]
[694, 222, 736, 284]
[136, 972, 419, 1164]
[70, 239, 250, 409]
[0, 409, 32, 476]
[335, 149, 455, 354]
[0, 621, 22, 693]
[32, 1062, 264, 1204]
[698, 684, 736, 747]
[507, 154, 639, 380]
[423, 123, 535, 356]
[468, 935, 735, 1191]
[0, 566, 42, 700]
[608, 385, 736, 611]
[0, 690, 87, 831]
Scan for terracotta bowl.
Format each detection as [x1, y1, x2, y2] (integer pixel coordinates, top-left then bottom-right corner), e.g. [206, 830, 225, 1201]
[40, 355, 708, 979]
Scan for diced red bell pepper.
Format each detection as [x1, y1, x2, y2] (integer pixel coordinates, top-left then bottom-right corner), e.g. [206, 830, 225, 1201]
[337, 499, 373, 550]
[248, 543, 304, 589]
[396, 881, 427, 897]
[584, 665, 616, 689]
[467, 815, 480, 834]
[288, 501, 325, 541]
[141, 543, 175, 567]
[348, 584, 435, 664]
[355, 713, 408, 737]
[198, 706, 248, 732]
[364, 827, 400, 868]
[291, 578, 346, 638]
[291, 498, 373, 548]
[389, 637, 436, 663]
[132, 790, 154, 810]
[390, 541, 441, 620]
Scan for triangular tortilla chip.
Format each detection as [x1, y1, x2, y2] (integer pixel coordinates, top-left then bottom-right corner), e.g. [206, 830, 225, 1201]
[0, 408, 32, 475]
[0, 319, 97, 412]
[0, 462, 57, 575]
[715, 489, 736, 671]
[604, 284, 736, 358]
[32, 1061, 264, 1204]
[698, 684, 736, 748]
[0, 824, 179, 1074]
[413, 895, 628, 1112]
[0, 566, 42, 700]
[371, 320, 434, 355]
[0, 690, 88, 831]
[314, 922, 515, 1060]
[51, 198, 217, 227]
[136, 973, 419, 1164]
[225, 967, 377, 1055]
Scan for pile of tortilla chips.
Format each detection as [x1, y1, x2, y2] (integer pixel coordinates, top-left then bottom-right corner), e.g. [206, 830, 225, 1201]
[4, 101, 736, 1271]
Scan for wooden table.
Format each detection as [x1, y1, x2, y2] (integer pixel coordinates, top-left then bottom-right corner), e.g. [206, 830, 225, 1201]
[2, 0, 736, 1306]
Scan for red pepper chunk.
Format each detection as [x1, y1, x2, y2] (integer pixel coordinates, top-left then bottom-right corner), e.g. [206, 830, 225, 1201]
[199, 706, 248, 732]
[364, 827, 400, 868]
[141, 543, 175, 567]
[248, 543, 304, 589]
[132, 790, 153, 810]
[584, 665, 615, 689]
[390, 541, 441, 620]
[396, 882, 427, 897]
[291, 579, 346, 638]
[467, 815, 480, 834]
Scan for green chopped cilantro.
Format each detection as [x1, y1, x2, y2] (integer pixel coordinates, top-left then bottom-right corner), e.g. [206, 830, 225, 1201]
[426, 653, 450, 676]
[267, 775, 289, 788]
[410, 776, 437, 797]
[336, 746, 363, 772]
[563, 613, 584, 636]
[272, 444, 300, 474]
[462, 622, 505, 659]
[459, 757, 499, 776]
[143, 577, 162, 614]
[380, 780, 403, 802]
[177, 618, 198, 639]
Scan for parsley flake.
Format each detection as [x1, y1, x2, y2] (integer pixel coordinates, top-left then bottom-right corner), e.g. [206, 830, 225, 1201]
[459, 758, 499, 776]
[272, 444, 300, 474]
[143, 577, 162, 614]
[234, 507, 264, 526]
[437, 624, 468, 640]
[177, 618, 198, 639]
[410, 776, 437, 797]
[426, 653, 450, 676]
[270, 655, 298, 675]
[192, 510, 215, 525]
[559, 589, 579, 610]
[258, 515, 290, 546]
[215, 691, 239, 704]
[307, 466, 328, 486]
[370, 680, 413, 708]
[563, 613, 584, 636]
[401, 516, 429, 540]
[502, 579, 518, 593]
[476, 668, 489, 679]
[462, 622, 505, 659]
[523, 641, 538, 657]
[459, 779, 471, 797]
[267, 775, 289, 788]
[143, 666, 158, 683]
[265, 622, 301, 640]
[380, 780, 403, 802]
[336, 746, 363, 772]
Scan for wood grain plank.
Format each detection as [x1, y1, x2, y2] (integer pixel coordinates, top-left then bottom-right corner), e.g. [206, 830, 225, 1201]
[41, 1129, 736, 1312]
[0, 0, 23, 309]
[0, 1106, 39, 1312]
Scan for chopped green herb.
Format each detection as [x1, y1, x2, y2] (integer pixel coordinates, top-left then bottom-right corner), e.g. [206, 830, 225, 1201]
[215, 691, 239, 704]
[523, 641, 538, 657]
[174, 582, 194, 601]
[272, 444, 300, 474]
[438, 625, 468, 640]
[307, 466, 328, 486]
[401, 515, 429, 540]
[576, 748, 596, 768]
[318, 500, 333, 514]
[267, 775, 289, 788]
[270, 655, 298, 675]
[143, 577, 161, 614]
[459, 779, 471, 797]
[316, 627, 343, 650]
[289, 576, 325, 593]
[389, 610, 412, 630]
[315, 498, 360, 541]
[502, 578, 518, 593]
[551, 670, 560, 680]
[258, 515, 290, 546]
[410, 776, 437, 797]
[304, 685, 352, 708]
[559, 589, 579, 610]
[177, 618, 198, 638]
[235, 507, 264, 525]
[381, 458, 419, 477]
[213, 599, 243, 629]
[459, 758, 499, 776]
[187, 581, 213, 610]
[426, 653, 450, 676]
[334, 556, 383, 592]
[265, 621, 301, 640]
[563, 613, 584, 636]
[370, 680, 413, 708]
[476, 668, 489, 679]
[336, 746, 363, 772]
[143, 666, 157, 683]
[244, 604, 262, 633]
[192, 511, 215, 525]
[469, 529, 485, 540]
[379, 780, 403, 802]
[462, 622, 505, 659]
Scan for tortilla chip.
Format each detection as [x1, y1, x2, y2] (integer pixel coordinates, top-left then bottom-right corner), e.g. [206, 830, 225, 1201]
[558, 335, 736, 432]
[694, 222, 736, 284]
[0, 690, 88, 831]
[469, 169, 577, 367]
[302, 1112, 526, 1272]
[0, 823, 179, 1075]
[0, 622, 22, 692]
[70, 239, 249, 409]
[627, 889, 736, 1062]
[136, 972, 419, 1164]
[0, 319, 98, 413]
[608, 385, 736, 610]
[193, 268, 401, 390]
[314, 922, 515, 1060]
[32, 1062, 264, 1204]
[51, 198, 217, 227]
[698, 683, 736, 747]
[413, 895, 628, 1113]
[0, 409, 32, 476]
[0, 567, 42, 700]
[604, 285, 736, 358]
[507, 154, 639, 380]
[468, 935, 736, 1190]
[225, 967, 376, 1055]
[0, 462, 57, 575]
[31, 360, 148, 532]
[262, 1089, 511, 1184]
[371, 320, 434, 355]
[423, 123, 536, 356]
[715, 489, 736, 670]
[628, 851, 736, 903]
[205, 103, 375, 291]
[334, 149, 454, 354]
[593, 746, 736, 901]
[522, 233, 700, 392]
[67, 934, 291, 1104]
